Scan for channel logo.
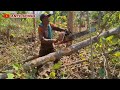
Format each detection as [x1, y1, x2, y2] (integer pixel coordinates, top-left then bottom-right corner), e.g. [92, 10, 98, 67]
[2, 13, 35, 18]
[2, 13, 10, 18]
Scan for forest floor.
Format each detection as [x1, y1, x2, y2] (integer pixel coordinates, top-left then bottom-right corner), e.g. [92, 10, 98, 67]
[0, 26, 120, 79]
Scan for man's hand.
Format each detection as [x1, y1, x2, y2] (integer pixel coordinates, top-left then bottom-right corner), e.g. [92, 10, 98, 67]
[53, 39, 59, 44]
[54, 31, 72, 45]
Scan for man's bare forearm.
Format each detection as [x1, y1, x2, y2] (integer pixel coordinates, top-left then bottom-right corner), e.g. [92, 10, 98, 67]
[40, 37, 56, 44]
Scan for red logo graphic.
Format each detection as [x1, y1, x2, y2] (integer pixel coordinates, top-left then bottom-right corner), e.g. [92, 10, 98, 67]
[2, 13, 10, 18]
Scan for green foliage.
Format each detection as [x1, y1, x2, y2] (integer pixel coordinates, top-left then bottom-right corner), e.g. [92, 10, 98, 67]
[51, 11, 67, 24]
[94, 34, 120, 68]
[0, 12, 11, 28]
[5, 62, 34, 79]
[49, 71, 56, 79]
[95, 35, 119, 50]
[106, 35, 119, 46]
[0, 11, 34, 38]
[114, 52, 120, 57]
[59, 11, 67, 16]
[49, 16, 54, 22]
[44, 11, 51, 14]
[60, 71, 67, 79]
[98, 68, 105, 78]
[47, 61, 63, 79]
[5, 63, 21, 79]
[111, 57, 120, 64]
[101, 11, 120, 29]
[111, 51, 120, 64]
[106, 35, 114, 42]
[1, 11, 120, 79]
[12, 64, 19, 71]
[90, 11, 99, 20]
[7, 73, 14, 79]
[52, 61, 62, 70]
[100, 36, 106, 44]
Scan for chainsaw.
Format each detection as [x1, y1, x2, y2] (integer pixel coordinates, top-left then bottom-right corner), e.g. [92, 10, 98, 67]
[56, 30, 73, 46]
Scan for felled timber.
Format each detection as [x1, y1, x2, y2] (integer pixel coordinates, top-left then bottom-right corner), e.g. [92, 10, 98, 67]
[23, 27, 120, 71]
[0, 27, 120, 79]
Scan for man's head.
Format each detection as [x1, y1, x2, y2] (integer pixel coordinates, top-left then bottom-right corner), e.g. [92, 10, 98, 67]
[40, 14, 51, 25]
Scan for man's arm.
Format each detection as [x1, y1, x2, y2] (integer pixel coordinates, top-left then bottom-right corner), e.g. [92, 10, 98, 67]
[38, 27, 58, 44]
[51, 24, 66, 32]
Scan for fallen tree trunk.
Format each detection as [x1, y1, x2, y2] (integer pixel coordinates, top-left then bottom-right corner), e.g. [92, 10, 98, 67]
[23, 30, 96, 63]
[66, 29, 95, 41]
[0, 27, 120, 79]
[23, 27, 120, 71]
[0, 47, 120, 79]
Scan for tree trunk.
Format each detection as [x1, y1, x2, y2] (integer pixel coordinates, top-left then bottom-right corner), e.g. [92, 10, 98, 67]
[67, 11, 74, 32]
[23, 27, 120, 71]
[79, 11, 82, 32]
[31, 11, 36, 42]
[98, 11, 102, 29]
[6, 29, 10, 42]
[53, 11, 56, 23]
[67, 11, 74, 46]
[33, 11, 36, 37]
[0, 27, 120, 79]
[86, 11, 89, 31]
[87, 11, 95, 79]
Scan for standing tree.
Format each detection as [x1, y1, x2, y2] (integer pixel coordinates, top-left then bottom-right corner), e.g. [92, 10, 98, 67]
[67, 11, 74, 32]
[79, 11, 82, 32]
[53, 11, 56, 23]
[33, 11, 36, 38]
[87, 11, 95, 79]
[60, 11, 67, 16]
[67, 11, 74, 46]
[98, 11, 102, 29]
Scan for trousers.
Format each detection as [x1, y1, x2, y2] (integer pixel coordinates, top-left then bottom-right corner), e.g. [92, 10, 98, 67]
[39, 46, 60, 65]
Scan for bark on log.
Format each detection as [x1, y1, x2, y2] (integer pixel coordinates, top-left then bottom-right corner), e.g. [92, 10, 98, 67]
[0, 27, 120, 79]
[1, 46, 119, 79]
[23, 30, 95, 63]
[23, 27, 120, 71]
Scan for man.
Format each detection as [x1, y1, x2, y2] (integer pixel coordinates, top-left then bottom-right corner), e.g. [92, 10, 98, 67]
[38, 14, 69, 64]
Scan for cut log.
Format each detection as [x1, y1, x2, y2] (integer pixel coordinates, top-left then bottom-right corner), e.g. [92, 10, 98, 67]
[23, 30, 95, 63]
[67, 30, 91, 40]
[1, 46, 120, 79]
[0, 28, 120, 79]
[23, 27, 120, 71]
